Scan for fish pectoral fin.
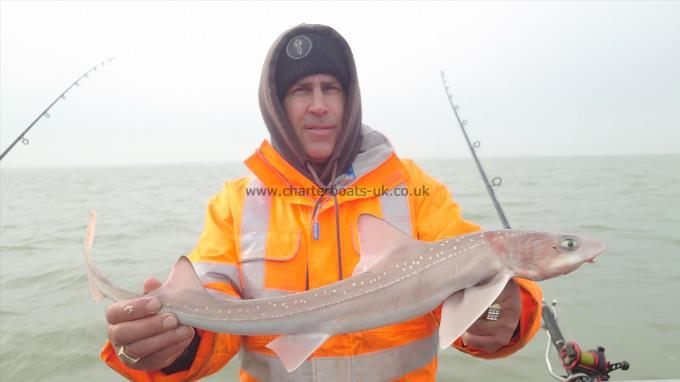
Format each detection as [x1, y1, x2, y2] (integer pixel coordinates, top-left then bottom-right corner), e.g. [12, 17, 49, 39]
[438, 271, 512, 349]
[266, 332, 331, 372]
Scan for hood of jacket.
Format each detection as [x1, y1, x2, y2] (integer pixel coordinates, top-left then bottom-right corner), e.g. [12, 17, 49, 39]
[258, 24, 363, 187]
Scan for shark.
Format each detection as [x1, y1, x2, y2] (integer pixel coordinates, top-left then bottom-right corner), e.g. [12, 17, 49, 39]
[84, 211, 604, 372]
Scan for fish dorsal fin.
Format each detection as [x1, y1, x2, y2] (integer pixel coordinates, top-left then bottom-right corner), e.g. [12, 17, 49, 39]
[266, 333, 331, 372]
[354, 214, 414, 276]
[438, 271, 512, 349]
[153, 256, 211, 299]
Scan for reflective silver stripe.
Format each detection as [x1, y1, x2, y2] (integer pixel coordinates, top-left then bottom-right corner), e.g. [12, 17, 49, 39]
[192, 261, 242, 297]
[206, 288, 240, 300]
[380, 183, 413, 237]
[241, 333, 437, 381]
[240, 176, 272, 299]
[192, 262, 240, 286]
[251, 289, 293, 298]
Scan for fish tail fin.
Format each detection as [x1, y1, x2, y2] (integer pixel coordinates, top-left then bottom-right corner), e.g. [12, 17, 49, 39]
[84, 211, 105, 302]
[88, 272, 105, 302]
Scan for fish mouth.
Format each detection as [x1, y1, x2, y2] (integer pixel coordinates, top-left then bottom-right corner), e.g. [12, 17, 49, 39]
[585, 244, 607, 264]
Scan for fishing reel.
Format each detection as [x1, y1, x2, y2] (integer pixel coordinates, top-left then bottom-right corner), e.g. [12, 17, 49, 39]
[542, 300, 630, 382]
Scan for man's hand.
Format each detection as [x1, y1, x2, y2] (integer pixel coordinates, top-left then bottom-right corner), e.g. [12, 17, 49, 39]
[461, 279, 521, 353]
[106, 278, 195, 370]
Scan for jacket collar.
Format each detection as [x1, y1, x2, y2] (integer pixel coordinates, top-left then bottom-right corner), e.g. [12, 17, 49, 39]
[244, 126, 408, 208]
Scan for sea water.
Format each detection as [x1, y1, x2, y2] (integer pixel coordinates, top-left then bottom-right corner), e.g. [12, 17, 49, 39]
[1, 155, 678, 381]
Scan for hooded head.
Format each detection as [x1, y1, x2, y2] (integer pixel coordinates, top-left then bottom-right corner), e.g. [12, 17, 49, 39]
[258, 24, 362, 187]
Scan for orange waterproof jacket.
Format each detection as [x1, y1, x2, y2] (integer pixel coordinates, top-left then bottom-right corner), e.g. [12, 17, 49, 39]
[101, 131, 542, 381]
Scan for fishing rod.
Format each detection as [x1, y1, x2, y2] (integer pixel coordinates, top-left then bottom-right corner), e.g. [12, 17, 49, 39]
[440, 71, 630, 382]
[0, 57, 116, 162]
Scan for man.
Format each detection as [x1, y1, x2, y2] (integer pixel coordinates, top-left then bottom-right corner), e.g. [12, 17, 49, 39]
[100, 24, 542, 381]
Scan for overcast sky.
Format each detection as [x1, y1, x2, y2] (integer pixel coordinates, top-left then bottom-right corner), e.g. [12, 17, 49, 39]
[1, 1, 678, 167]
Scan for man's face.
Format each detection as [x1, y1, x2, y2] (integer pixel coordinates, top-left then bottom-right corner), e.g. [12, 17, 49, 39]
[283, 74, 345, 162]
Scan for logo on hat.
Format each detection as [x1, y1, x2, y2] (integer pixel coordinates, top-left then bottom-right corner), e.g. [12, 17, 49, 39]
[286, 35, 313, 60]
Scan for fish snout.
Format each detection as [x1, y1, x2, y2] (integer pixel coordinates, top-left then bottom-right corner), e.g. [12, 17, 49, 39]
[585, 242, 606, 264]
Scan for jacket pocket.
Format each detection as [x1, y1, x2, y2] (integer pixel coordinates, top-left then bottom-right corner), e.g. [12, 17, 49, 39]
[240, 229, 304, 297]
[240, 229, 300, 262]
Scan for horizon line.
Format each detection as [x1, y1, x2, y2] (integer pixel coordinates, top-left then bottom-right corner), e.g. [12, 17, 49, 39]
[1, 152, 678, 170]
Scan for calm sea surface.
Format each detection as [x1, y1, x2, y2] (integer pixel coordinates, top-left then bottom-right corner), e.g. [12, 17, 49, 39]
[1, 155, 678, 381]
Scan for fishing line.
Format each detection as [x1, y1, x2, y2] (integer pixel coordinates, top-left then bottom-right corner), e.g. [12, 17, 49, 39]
[439, 71, 629, 382]
[0, 57, 116, 162]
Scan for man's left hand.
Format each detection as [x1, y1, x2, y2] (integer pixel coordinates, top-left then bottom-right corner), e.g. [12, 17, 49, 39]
[460, 279, 521, 353]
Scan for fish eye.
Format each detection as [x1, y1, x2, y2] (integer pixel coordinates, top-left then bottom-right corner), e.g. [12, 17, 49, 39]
[560, 237, 579, 251]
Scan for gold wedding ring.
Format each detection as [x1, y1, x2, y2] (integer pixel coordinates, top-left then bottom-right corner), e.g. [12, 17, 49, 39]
[117, 345, 141, 364]
[485, 303, 501, 321]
